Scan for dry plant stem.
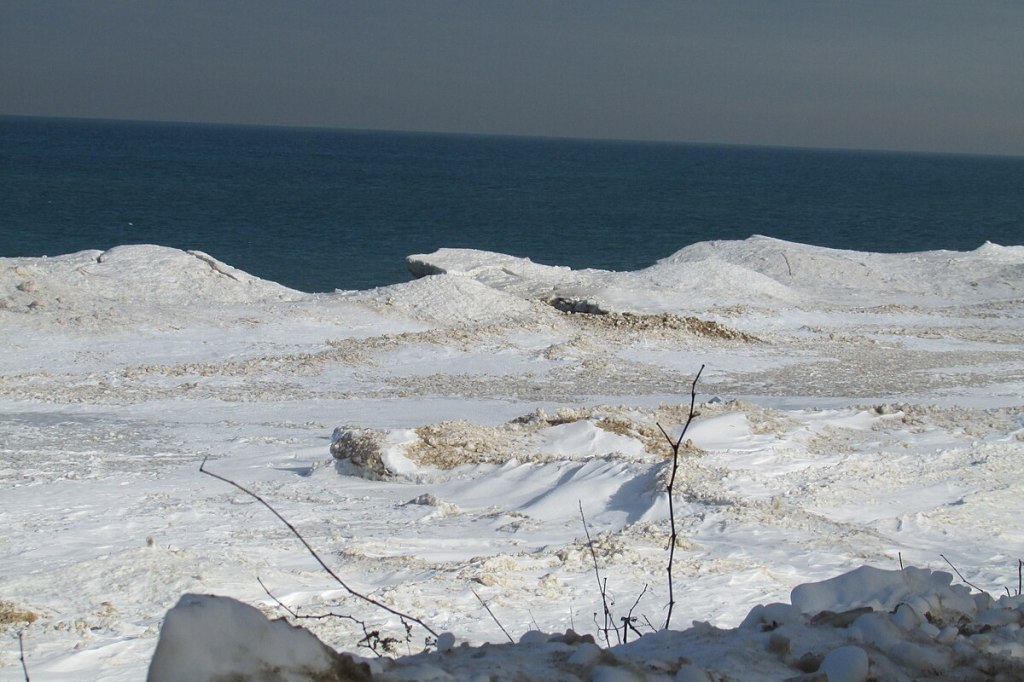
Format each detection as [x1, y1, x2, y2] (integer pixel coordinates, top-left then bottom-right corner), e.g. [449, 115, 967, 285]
[471, 588, 514, 644]
[940, 554, 986, 594]
[257, 577, 363, 625]
[18, 630, 30, 675]
[579, 500, 616, 646]
[621, 584, 648, 643]
[200, 458, 438, 638]
[257, 578, 398, 658]
[657, 364, 704, 631]
[1006, 559, 1023, 598]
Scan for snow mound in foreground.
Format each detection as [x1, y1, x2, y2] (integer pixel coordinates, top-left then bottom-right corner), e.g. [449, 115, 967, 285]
[148, 566, 1024, 681]
[146, 593, 372, 682]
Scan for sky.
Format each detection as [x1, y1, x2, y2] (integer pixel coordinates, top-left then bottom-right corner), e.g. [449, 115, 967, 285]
[2, 1, 1023, 156]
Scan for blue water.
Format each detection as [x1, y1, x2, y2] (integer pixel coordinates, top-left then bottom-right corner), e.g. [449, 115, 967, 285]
[2, 116, 1022, 292]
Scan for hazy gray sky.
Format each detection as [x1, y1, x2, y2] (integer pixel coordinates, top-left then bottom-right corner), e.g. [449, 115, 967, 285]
[2, 1, 1022, 155]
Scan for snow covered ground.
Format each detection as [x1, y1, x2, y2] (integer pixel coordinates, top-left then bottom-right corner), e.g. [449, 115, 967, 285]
[1, 237, 1022, 680]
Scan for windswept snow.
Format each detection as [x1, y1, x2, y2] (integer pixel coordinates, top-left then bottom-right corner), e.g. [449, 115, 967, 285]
[1, 237, 1022, 681]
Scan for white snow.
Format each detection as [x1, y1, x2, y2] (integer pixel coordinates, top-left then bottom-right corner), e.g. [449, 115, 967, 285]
[1, 237, 1022, 681]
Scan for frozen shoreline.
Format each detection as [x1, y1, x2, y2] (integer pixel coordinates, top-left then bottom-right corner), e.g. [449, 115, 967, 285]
[1, 237, 1022, 680]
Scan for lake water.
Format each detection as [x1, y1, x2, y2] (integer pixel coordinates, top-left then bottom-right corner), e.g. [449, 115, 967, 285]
[2, 116, 1021, 292]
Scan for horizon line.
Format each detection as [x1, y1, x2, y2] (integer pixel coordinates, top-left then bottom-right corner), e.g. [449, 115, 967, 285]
[3, 112, 1021, 162]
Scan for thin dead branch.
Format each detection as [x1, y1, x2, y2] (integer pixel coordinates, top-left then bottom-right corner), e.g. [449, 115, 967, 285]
[471, 588, 514, 644]
[200, 458, 438, 638]
[257, 577, 402, 657]
[940, 554, 985, 594]
[657, 364, 704, 631]
[580, 501, 615, 646]
[621, 584, 648, 643]
[528, 609, 541, 633]
[256, 577, 361, 624]
[1003, 559, 1022, 598]
[19, 630, 30, 682]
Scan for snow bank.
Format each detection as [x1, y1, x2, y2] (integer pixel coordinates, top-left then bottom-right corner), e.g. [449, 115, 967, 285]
[147, 593, 371, 682]
[790, 565, 978, 618]
[147, 566, 1024, 681]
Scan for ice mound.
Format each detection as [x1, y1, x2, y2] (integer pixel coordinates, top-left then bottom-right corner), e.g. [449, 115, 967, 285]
[0, 245, 302, 328]
[408, 236, 1024, 314]
[407, 247, 638, 312]
[643, 235, 1024, 306]
[7, 237, 1020, 333]
[972, 241, 1024, 262]
[357, 272, 550, 326]
[406, 248, 572, 282]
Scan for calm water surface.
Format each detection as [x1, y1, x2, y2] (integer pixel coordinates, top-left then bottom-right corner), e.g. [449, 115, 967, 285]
[2, 116, 1021, 292]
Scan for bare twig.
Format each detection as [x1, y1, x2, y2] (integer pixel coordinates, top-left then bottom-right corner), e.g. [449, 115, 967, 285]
[621, 584, 648, 643]
[580, 501, 616, 646]
[257, 577, 400, 657]
[200, 458, 438, 638]
[471, 588, 514, 644]
[258, 576, 302, 617]
[528, 609, 541, 633]
[357, 628, 403, 657]
[656, 364, 704, 631]
[258, 573, 301, 614]
[18, 631, 30, 682]
[257, 577, 363, 624]
[940, 554, 986, 594]
[1008, 559, 1023, 598]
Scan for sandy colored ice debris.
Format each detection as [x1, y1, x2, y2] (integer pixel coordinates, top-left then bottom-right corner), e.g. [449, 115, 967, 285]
[553, 305, 761, 342]
[0, 600, 38, 629]
[408, 421, 512, 467]
[336, 403, 717, 473]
